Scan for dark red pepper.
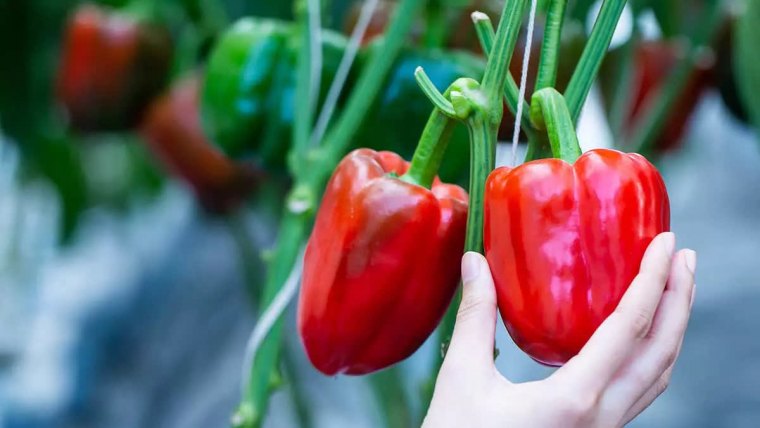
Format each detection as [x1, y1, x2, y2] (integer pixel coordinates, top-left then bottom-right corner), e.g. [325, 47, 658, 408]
[56, 3, 172, 131]
[484, 149, 670, 366]
[298, 149, 468, 375]
[602, 40, 713, 152]
[141, 74, 259, 214]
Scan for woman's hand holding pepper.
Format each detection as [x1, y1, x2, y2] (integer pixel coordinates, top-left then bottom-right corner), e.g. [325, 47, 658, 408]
[424, 232, 697, 428]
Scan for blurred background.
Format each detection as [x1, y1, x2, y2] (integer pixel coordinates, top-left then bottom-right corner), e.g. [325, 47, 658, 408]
[0, 0, 759, 427]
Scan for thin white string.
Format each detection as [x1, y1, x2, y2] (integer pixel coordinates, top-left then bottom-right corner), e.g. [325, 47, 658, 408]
[240, 247, 305, 396]
[307, 0, 323, 125]
[511, 0, 539, 166]
[311, 0, 380, 146]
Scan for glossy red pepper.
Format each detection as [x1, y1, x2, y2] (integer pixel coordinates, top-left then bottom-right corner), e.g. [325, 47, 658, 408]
[56, 3, 172, 131]
[141, 74, 259, 214]
[484, 149, 670, 366]
[298, 149, 468, 375]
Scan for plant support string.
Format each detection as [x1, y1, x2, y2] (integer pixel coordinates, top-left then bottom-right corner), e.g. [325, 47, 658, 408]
[511, 0, 539, 165]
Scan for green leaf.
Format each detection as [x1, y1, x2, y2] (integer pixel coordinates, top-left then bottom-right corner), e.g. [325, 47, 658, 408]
[735, 0, 760, 138]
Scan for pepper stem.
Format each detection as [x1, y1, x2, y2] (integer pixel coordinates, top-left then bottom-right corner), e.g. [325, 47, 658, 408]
[480, 0, 530, 111]
[535, 0, 568, 91]
[414, 67, 457, 118]
[564, 0, 627, 122]
[471, 12, 536, 139]
[401, 108, 456, 189]
[530, 88, 582, 163]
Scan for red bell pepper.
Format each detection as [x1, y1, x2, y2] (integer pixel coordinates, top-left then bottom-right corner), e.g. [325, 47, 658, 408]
[298, 148, 468, 375]
[484, 148, 670, 366]
[622, 41, 712, 151]
[141, 74, 258, 213]
[57, 3, 172, 131]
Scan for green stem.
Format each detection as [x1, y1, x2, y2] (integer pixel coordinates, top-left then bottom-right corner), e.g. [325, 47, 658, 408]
[423, 0, 447, 48]
[530, 88, 582, 163]
[292, 0, 318, 158]
[422, 82, 496, 410]
[321, 0, 426, 167]
[480, 0, 530, 111]
[233, 207, 311, 428]
[471, 11, 536, 140]
[415, 68, 457, 117]
[629, 0, 722, 155]
[564, 0, 627, 123]
[536, 0, 568, 90]
[525, 130, 554, 161]
[226, 213, 314, 428]
[463, 113, 496, 254]
[402, 108, 457, 189]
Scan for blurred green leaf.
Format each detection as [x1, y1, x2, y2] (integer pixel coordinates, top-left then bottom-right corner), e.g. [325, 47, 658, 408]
[735, 0, 760, 138]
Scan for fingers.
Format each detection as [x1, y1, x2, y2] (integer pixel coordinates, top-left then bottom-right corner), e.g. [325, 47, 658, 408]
[617, 250, 696, 421]
[442, 252, 499, 374]
[555, 232, 676, 394]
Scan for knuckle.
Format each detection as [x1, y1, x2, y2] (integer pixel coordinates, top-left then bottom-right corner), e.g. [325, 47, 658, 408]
[456, 295, 487, 323]
[622, 306, 653, 338]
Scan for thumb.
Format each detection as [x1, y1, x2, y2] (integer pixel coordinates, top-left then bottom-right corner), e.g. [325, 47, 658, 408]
[443, 252, 499, 372]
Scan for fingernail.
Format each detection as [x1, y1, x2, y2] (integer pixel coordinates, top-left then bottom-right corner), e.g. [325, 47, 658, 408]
[684, 250, 697, 275]
[461, 252, 481, 283]
[690, 284, 697, 309]
[662, 232, 676, 255]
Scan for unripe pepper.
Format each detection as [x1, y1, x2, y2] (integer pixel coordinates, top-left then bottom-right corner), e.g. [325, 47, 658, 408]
[355, 47, 485, 183]
[56, 3, 172, 131]
[485, 149, 670, 366]
[202, 17, 348, 168]
[141, 74, 259, 214]
[298, 149, 468, 375]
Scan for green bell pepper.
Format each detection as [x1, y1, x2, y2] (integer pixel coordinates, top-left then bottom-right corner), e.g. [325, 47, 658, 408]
[202, 17, 348, 169]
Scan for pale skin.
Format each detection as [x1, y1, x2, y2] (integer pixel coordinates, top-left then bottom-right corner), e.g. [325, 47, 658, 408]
[424, 232, 697, 428]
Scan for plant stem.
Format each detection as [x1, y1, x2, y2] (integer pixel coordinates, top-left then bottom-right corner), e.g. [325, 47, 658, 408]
[535, 0, 568, 90]
[292, 0, 318, 158]
[525, 130, 554, 161]
[463, 113, 496, 254]
[564, 0, 627, 123]
[320, 0, 426, 168]
[233, 207, 311, 428]
[423, 0, 447, 48]
[481, 0, 530, 112]
[471, 12, 536, 139]
[402, 108, 456, 188]
[422, 0, 528, 413]
[530, 88, 582, 162]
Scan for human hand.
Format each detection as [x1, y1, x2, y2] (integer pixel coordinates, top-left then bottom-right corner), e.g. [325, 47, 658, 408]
[423, 232, 696, 428]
